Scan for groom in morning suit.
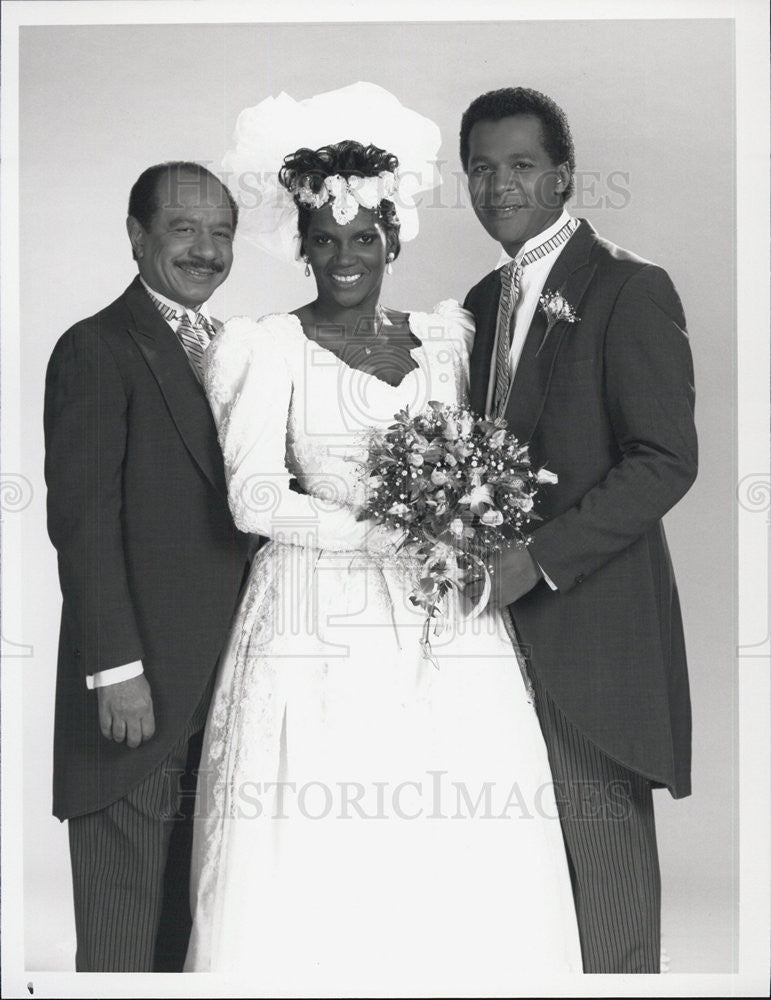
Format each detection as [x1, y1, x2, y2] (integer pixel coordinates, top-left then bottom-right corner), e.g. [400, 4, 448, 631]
[461, 89, 697, 973]
[44, 162, 250, 971]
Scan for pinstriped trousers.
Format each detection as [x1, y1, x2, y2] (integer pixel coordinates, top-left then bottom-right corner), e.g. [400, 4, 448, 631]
[529, 669, 661, 974]
[68, 690, 209, 972]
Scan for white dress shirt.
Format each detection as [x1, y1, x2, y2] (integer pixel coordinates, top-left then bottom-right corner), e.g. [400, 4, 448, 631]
[86, 281, 215, 690]
[495, 207, 574, 383]
[494, 208, 576, 592]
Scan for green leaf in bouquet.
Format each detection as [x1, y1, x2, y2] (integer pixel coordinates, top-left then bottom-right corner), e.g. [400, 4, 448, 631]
[453, 440, 475, 460]
[408, 431, 429, 450]
[422, 444, 444, 464]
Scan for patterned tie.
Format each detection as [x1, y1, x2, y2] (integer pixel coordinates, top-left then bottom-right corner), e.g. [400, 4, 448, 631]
[176, 312, 214, 383]
[490, 217, 580, 419]
[492, 260, 523, 419]
[143, 286, 214, 384]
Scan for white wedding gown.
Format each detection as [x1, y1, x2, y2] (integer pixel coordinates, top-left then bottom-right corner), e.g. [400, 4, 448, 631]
[185, 301, 582, 992]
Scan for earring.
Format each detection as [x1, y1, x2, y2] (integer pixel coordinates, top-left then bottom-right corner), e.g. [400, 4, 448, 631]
[386, 253, 394, 276]
[303, 255, 311, 277]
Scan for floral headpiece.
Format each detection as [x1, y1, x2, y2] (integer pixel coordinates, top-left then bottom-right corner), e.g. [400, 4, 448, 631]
[221, 82, 442, 266]
[291, 170, 398, 226]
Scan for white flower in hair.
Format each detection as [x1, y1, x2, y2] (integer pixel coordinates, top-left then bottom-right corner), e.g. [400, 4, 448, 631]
[292, 171, 396, 224]
[294, 177, 329, 210]
[347, 171, 397, 212]
[379, 170, 397, 200]
[324, 174, 360, 225]
[347, 174, 379, 211]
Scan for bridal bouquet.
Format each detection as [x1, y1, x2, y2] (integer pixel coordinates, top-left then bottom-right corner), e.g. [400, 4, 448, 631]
[360, 401, 556, 664]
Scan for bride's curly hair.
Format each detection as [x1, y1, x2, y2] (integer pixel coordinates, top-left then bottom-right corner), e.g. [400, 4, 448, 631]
[278, 140, 402, 259]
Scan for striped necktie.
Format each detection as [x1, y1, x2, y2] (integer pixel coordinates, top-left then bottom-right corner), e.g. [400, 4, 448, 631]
[491, 217, 579, 419]
[176, 312, 214, 383]
[144, 288, 214, 383]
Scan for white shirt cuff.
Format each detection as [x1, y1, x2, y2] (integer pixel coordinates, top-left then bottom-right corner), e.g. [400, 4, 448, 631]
[86, 660, 144, 690]
[536, 561, 558, 591]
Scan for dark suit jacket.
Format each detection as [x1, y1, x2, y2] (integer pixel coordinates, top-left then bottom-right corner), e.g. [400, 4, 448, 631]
[44, 276, 250, 820]
[464, 220, 697, 797]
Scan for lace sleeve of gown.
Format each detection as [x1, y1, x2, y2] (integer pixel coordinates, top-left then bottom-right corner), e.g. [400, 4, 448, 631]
[204, 315, 394, 552]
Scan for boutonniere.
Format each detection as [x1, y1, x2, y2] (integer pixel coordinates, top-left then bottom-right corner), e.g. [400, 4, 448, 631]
[536, 289, 580, 356]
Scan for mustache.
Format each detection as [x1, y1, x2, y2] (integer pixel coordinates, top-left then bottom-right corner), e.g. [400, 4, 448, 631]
[176, 257, 225, 272]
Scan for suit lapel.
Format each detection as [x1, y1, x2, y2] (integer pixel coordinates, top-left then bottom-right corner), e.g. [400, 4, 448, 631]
[121, 277, 227, 497]
[468, 270, 502, 416]
[502, 220, 598, 443]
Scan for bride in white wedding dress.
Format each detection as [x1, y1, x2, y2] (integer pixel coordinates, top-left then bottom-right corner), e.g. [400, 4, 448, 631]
[185, 119, 581, 993]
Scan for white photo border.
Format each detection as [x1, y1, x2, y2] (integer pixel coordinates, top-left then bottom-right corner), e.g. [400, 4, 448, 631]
[1, 1, 768, 997]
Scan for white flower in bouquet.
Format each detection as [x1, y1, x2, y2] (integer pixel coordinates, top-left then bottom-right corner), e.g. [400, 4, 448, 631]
[458, 411, 475, 438]
[449, 518, 465, 537]
[537, 467, 559, 485]
[461, 483, 495, 515]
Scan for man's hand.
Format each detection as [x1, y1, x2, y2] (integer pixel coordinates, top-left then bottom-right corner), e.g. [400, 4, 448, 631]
[464, 545, 543, 609]
[97, 674, 155, 748]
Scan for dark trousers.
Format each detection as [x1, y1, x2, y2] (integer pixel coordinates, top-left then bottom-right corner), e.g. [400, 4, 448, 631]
[529, 668, 661, 973]
[68, 704, 207, 972]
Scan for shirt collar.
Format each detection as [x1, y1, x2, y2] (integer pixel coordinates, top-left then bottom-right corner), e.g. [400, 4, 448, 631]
[495, 208, 573, 270]
[139, 277, 212, 323]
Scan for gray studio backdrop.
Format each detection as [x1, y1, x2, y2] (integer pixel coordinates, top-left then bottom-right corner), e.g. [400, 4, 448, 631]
[18, 19, 735, 971]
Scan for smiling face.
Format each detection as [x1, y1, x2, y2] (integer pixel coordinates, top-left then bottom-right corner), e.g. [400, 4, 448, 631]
[127, 170, 234, 309]
[304, 203, 392, 314]
[466, 114, 570, 256]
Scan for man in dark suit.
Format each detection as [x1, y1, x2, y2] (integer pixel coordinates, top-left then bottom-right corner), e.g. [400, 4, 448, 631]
[44, 162, 250, 971]
[460, 89, 697, 973]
